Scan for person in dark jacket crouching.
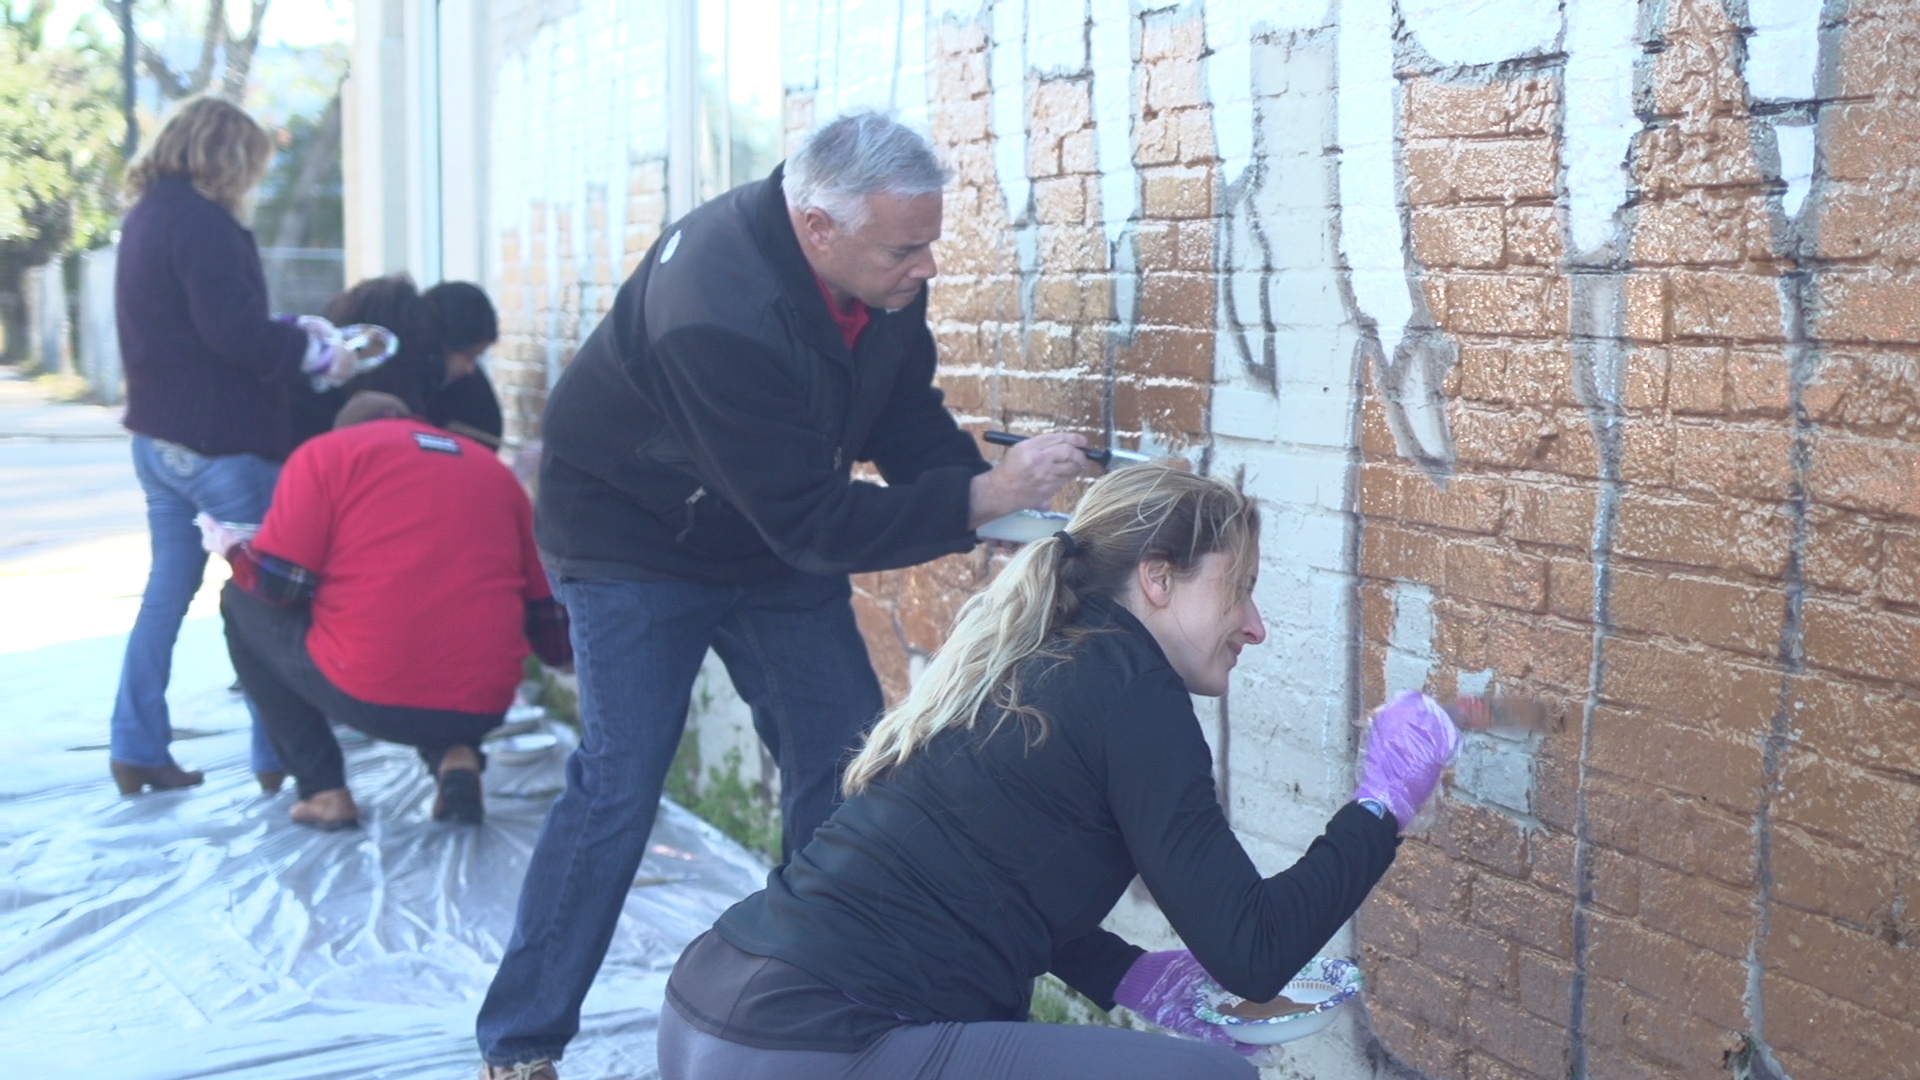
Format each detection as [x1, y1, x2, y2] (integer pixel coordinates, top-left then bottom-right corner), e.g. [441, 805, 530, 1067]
[657, 465, 1459, 1080]
[474, 110, 1089, 1079]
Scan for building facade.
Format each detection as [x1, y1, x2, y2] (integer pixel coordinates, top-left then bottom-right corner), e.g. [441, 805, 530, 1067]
[345, 2, 1918, 1077]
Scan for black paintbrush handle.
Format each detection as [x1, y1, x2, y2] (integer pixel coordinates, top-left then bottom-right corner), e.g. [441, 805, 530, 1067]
[982, 430, 1111, 466]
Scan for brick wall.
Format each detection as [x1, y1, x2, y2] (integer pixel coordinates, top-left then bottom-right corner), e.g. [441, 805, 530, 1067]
[471, 0, 1918, 1075]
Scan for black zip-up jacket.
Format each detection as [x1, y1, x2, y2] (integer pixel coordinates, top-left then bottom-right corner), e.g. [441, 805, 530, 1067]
[536, 165, 987, 585]
[695, 598, 1401, 1035]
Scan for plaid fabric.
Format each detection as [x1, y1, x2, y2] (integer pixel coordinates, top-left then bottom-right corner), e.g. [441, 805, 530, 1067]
[229, 544, 319, 606]
[524, 597, 573, 668]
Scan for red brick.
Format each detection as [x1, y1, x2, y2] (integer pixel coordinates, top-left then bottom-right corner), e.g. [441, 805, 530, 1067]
[1668, 270, 1786, 342]
[1726, 347, 1790, 417]
[1583, 976, 1747, 1076]
[1404, 138, 1558, 204]
[1442, 274, 1569, 337]
[1607, 568, 1784, 658]
[1423, 914, 1517, 994]
[1484, 612, 1592, 691]
[1807, 431, 1920, 517]
[1612, 493, 1792, 577]
[1403, 77, 1556, 139]
[1801, 596, 1920, 687]
[1470, 872, 1571, 957]
[1515, 949, 1574, 1023]
[1379, 835, 1470, 914]
[1768, 822, 1901, 930]
[1636, 864, 1755, 966]
[1361, 523, 1446, 585]
[1368, 954, 1471, 1034]
[1619, 418, 1676, 487]
[1126, 326, 1212, 382]
[1665, 346, 1728, 414]
[1587, 706, 1763, 811]
[1436, 801, 1530, 878]
[1763, 966, 1920, 1073]
[1462, 987, 1569, 1078]
[1546, 558, 1595, 621]
[1774, 751, 1920, 853]
[1669, 423, 1794, 501]
[1138, 165, 1211, 220]
[1369, 1000, 1471, 1080]
[1813, 272, 1920, 343]
[1411, 206, 1506, 268]
[1508, 482, 1595, 549]
[1764, 905, 1919, 1018]
[1361, 463, 1507, 534]
[1588, 844, 1643, 917]
[1803, 507, 1882, 596]
[1624, 346, 1669, 413]
[1134, 269, 1213, 325]
[1504, 205, 1561, 266]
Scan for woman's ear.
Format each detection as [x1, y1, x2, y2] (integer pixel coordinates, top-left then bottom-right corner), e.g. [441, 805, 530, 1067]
[1135, 559, 1176, 609]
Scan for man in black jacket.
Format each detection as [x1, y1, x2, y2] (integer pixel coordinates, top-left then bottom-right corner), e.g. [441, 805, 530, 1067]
[476, 112, 1087, 1079]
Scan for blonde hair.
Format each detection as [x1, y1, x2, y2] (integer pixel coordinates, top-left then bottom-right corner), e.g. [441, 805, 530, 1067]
[841, 464, 1259, 795]
[126, 98, 275, 219]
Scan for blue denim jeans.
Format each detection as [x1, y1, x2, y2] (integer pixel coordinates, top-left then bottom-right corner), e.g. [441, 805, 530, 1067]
[110, 435, 284, 772]
[476, 571, 885, 1067]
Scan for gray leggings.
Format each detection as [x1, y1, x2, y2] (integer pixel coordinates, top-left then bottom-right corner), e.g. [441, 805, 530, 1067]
[657, 1000, 1257, 1080]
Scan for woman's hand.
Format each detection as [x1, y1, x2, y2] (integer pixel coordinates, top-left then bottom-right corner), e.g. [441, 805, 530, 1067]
[1110, 949, 1261, 1055]
[1352, 690, 1461, 830]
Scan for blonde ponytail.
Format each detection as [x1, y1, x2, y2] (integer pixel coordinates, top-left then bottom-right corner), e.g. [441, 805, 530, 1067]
[842, 464, 1258, 795]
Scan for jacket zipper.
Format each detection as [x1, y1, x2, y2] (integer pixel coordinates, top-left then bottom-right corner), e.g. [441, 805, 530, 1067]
[676, 486, 706, 543]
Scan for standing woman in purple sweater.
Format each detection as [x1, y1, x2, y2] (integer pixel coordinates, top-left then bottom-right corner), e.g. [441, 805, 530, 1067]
[109, 99, 349, 795]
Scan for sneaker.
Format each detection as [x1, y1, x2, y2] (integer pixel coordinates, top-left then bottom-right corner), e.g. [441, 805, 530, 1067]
[480, 1061, 556, 1080]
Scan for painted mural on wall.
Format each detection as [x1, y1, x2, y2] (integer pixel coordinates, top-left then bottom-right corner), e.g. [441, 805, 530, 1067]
[776, 2, 1914, 1079]
[480, 0, 1916, 1075]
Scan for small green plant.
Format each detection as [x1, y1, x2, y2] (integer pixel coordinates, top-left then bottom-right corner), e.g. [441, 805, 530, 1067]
[665, 731, 781, 861]
[1029, 974, 1130, 1028]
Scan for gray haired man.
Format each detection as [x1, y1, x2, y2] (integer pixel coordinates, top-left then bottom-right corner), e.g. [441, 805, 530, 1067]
[476, 112, 1087, 1078]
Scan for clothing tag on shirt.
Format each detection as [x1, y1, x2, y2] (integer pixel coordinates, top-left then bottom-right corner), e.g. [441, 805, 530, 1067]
[413, 431, 463, 455]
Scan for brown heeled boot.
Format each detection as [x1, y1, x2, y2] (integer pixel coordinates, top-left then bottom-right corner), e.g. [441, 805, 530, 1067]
[110, 760, 205, 795]
[256, 771, 287, 795]
[289, 787, 360, 830]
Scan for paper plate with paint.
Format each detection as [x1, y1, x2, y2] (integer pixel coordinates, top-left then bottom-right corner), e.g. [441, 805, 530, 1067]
[1193, 956, 1361, 1045]
[975, 509, 1071, 545]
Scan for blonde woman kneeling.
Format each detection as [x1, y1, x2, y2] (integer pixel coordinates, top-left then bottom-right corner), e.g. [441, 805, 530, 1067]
[658, 464, 1456, 1080]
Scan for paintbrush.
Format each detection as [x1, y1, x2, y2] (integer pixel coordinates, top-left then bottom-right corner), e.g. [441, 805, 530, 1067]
[982, 430, 1155, 468]
[1438, 694, 1559, 736]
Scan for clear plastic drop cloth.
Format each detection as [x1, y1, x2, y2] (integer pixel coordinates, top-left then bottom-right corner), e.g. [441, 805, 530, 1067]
[0, 618, 770, 1079]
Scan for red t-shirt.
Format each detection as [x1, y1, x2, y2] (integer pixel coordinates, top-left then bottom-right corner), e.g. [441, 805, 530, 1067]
[252, 418, 550, 714]
[812, 269, 870, 348]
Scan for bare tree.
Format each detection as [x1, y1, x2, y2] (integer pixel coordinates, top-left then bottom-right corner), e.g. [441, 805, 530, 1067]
[98, 0, 272, 103]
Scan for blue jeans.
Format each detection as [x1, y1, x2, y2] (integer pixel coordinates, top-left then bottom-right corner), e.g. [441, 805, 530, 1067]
[110, 435, 284, 773]
[476, 571, 885, 1067]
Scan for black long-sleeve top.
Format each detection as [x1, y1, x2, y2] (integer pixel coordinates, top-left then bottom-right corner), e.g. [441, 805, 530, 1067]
[708, 597, 1400, 1027]
[116, 177, 311, 460]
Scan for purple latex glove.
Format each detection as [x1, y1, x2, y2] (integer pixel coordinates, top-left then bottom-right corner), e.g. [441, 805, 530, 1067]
[1112, 949, 1255, 1055]
[1353, 690, 1461, 829]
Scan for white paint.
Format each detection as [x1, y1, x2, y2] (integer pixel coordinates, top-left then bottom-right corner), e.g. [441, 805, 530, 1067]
[1027, 0, 1088, 75]
[989, 0, 1031, 224]
[1774, 123, 1817, 218]
[1089, 0, 1134, 248]
[1743, 0, 1824, 221]
[1334, 0, 1407, 365]
[1563, 0, 1641, 256]
[1385, 580, 1436, 695]
[1402, 0, 1558, 66]
[1746, 0, 1824, 102]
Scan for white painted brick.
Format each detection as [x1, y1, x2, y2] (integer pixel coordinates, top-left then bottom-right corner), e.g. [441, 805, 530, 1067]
[1212, 384, 1280, 441]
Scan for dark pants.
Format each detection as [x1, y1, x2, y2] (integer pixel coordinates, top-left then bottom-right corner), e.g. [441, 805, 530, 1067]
[221, 584, 500, 800]
[476, 571, 885, 1068]
[657, 1001, 1257, 1080]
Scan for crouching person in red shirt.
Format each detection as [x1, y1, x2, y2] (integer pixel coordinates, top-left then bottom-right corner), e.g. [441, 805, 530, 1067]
[214, 391, 571, 829]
